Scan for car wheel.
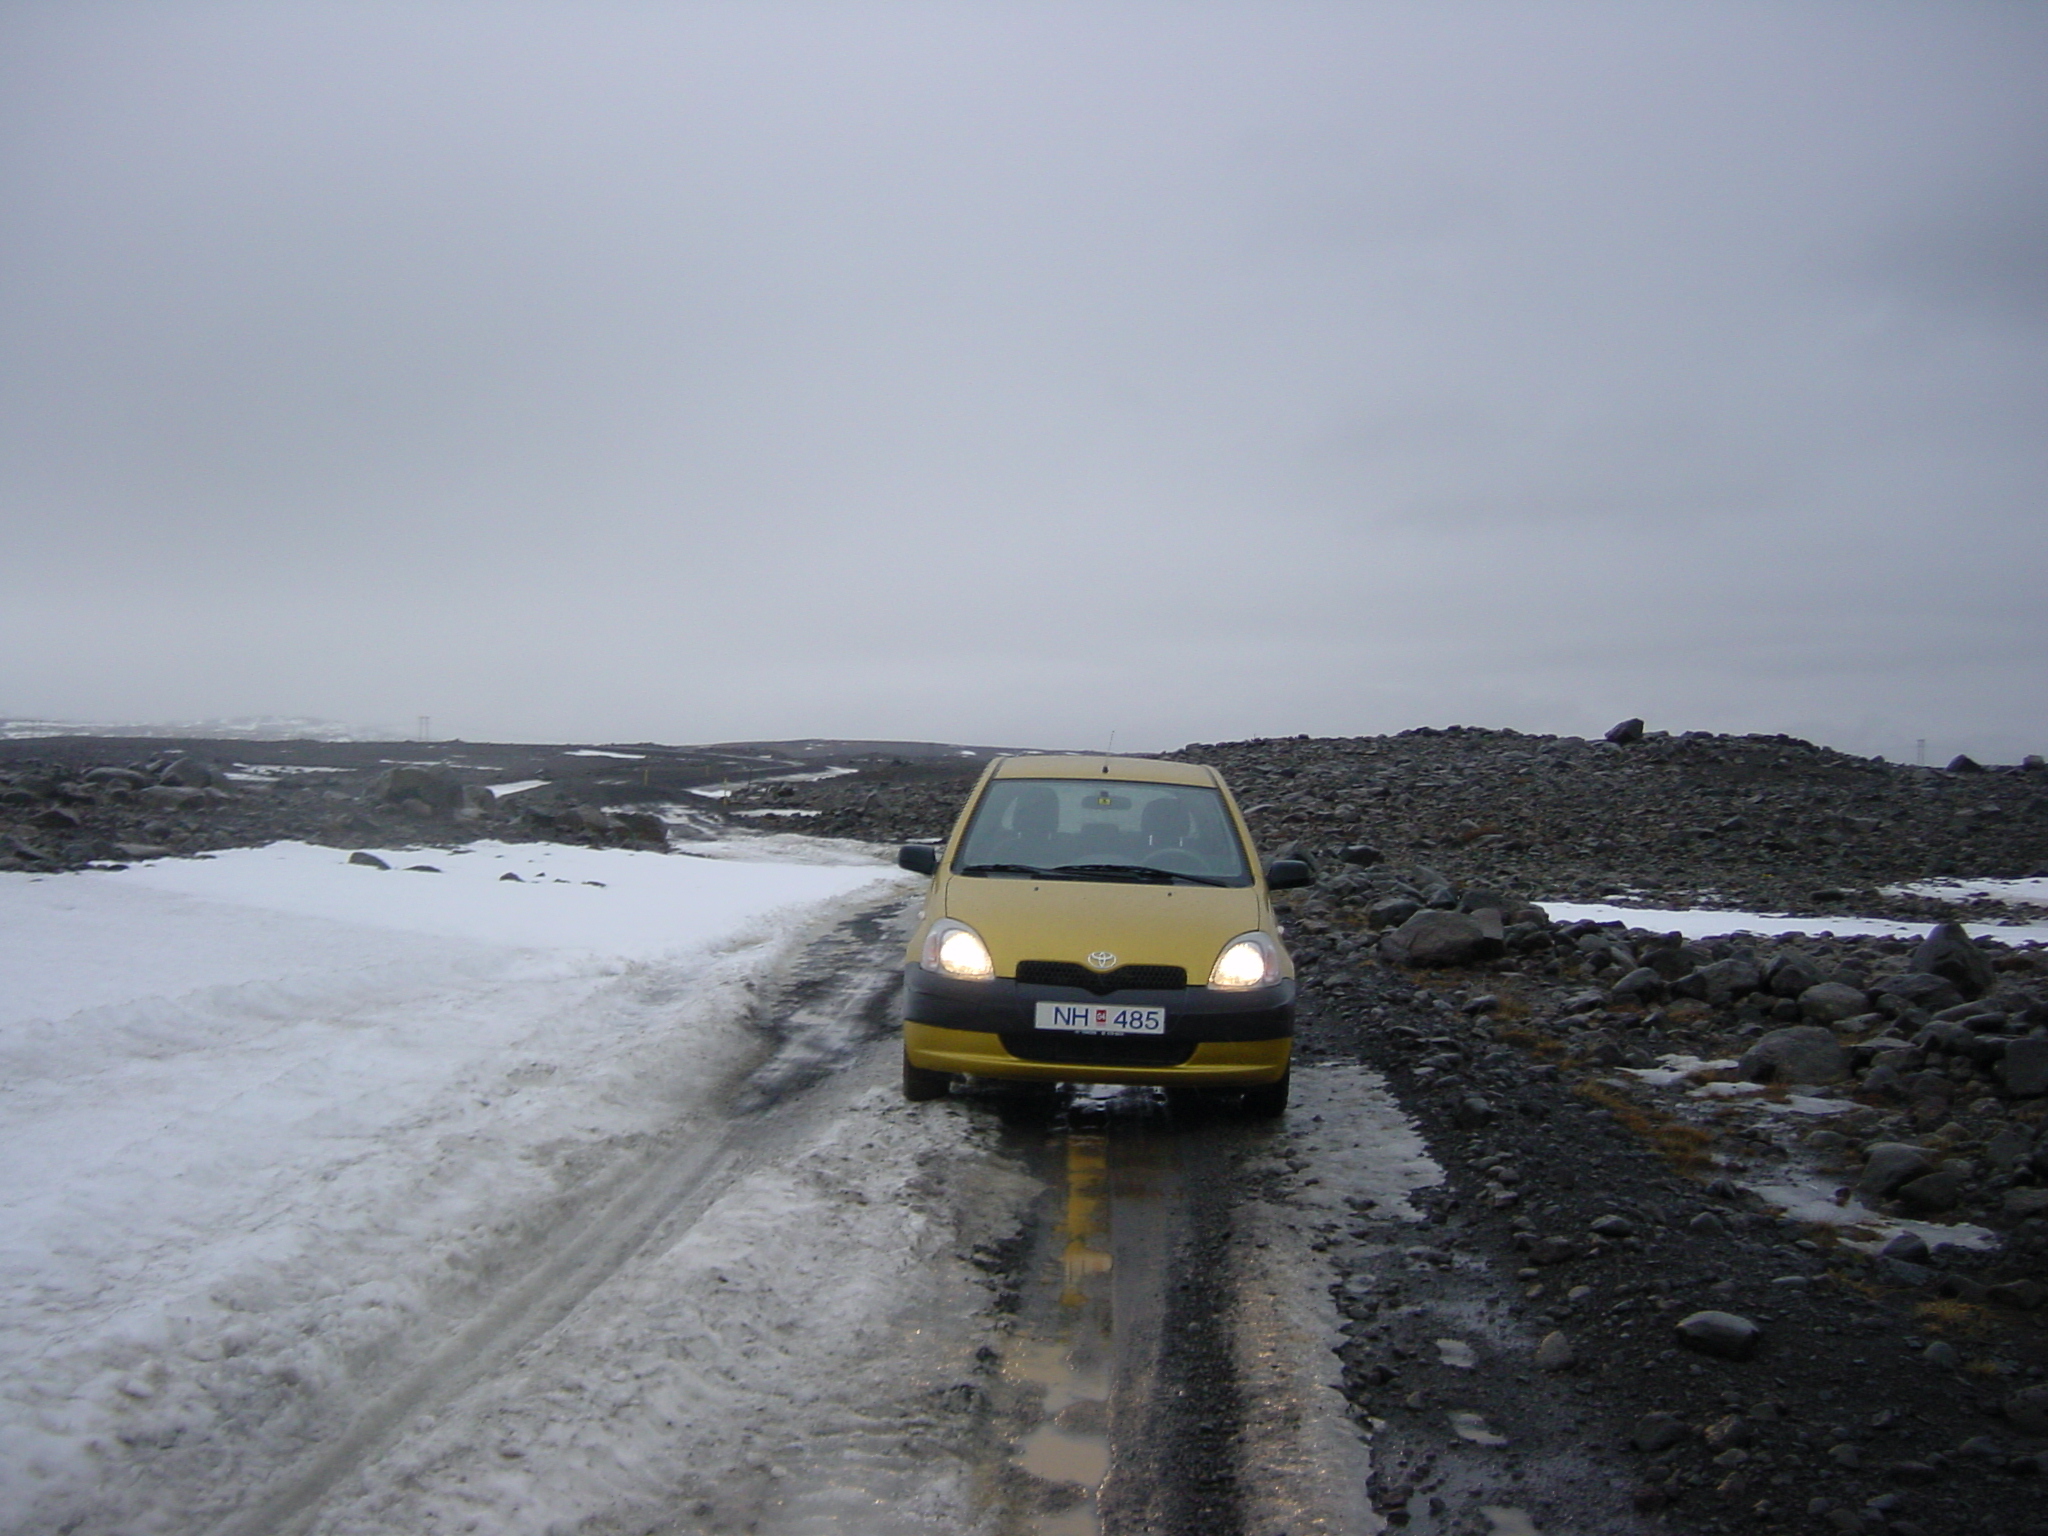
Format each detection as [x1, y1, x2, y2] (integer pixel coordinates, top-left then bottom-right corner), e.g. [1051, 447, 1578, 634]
[1239, 1067, 1289, 1118]
[902, 1053, 952, 1102]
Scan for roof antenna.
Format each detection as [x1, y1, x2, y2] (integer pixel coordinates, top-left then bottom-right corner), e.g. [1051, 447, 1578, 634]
[1107, 730, 1116, 756]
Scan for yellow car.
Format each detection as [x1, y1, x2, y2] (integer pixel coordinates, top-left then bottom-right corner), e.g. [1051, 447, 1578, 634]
[895, 755, 1310, 1114]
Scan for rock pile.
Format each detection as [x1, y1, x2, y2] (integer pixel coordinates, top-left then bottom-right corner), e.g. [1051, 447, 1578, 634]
[0, 753, 674, 871]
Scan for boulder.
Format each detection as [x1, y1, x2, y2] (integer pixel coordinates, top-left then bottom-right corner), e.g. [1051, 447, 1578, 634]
[1996, 1037, 2048, 1097]
[1379, 908, 1502, 967]
[1675, 1311, 1761, 1361]
[1911, 923, 1996, 1000]
[1606, 718, 1646, 745]
[1873, 972, 1966, 1014]
[611, 810, 669, 845]
[1675, 956, 1763, 1006]
[1855, 1143, 1934, 1201]
[1339, 843, 1384, 867]
[367, 765, 463, 817]
[1800, 982, 1870, 1025]
[1739, 1026, 1848, 1085]
[158, 757, 224, 789]
[1893, 1171, 1964, 1215]
[1631, 1412, 1688, 1452]
[1610, 967, 1667, 1005]
[2006, 1385, 2048, 1436]
[1766, 954, 1825, 998]
[1367, 897, 1421, 930]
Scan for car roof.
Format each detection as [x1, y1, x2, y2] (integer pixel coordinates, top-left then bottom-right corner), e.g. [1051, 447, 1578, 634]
[987, 754, 1221, 788]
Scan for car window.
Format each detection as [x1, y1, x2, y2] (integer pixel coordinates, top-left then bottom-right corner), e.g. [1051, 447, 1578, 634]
[953, 778, 1253, 885]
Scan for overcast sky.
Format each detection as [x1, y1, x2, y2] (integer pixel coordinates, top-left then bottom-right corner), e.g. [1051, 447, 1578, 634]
[3, 2, 2043, 760]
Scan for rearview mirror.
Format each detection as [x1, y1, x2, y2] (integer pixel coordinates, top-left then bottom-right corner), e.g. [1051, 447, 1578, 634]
[897, 843, 939, 875]
[1264, 858, 1313, 891]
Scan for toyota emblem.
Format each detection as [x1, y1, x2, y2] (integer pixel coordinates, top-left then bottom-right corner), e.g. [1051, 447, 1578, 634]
[1086, 951, 1118, 971]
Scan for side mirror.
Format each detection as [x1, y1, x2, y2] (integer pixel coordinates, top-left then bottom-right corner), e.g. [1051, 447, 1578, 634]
[1264, 858, 1313, 891]
[897, 843, 940, 876]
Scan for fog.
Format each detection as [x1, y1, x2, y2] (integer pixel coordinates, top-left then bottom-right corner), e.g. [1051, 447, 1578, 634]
[4, 2, 2043, 760]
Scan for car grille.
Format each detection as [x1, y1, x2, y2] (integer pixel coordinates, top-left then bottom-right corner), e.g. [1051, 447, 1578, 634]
[1000, 1033, 1195, 1068]
[1013, 960, 1188, 995]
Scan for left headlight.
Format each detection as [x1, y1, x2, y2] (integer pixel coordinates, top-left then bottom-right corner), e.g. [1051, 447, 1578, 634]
[921, 919, 995, 981]
[1208, 932, 1282, 990]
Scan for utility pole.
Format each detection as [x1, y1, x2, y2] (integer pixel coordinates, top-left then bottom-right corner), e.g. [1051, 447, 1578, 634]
[417, 715, 432, 742]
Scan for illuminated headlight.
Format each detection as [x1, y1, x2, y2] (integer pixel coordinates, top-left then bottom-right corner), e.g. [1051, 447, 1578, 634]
[1209, 932, 1282, 990]
[921, 919, 995, 981]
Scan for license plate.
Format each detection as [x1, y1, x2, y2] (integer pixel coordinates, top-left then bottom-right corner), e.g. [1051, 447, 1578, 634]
[1035, 1002, 1166, 1036]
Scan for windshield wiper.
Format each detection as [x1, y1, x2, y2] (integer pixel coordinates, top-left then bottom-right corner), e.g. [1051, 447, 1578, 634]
[956, 862, 1058, 878]
[1050, 863, 1233, 887]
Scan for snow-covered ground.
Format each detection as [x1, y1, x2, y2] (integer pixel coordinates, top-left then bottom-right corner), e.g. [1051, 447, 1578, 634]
[0, 839, 1045, 1535]
[1540, 897, 2048, 943]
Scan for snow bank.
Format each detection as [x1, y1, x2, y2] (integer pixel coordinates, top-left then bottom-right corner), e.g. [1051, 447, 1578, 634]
[1540, 898, 2048, 944]
[0, 842, 914, 1535]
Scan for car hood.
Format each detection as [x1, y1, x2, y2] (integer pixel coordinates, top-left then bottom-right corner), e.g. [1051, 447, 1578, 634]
[941, 876, 1272, 978]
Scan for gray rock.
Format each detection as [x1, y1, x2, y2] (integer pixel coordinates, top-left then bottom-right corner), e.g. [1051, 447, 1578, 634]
[1921, 1020, 2004, 1064]
[1986, 1124, 2037, 1172]
[1534, 1331, 1575, 1371]
[1911, 922, 1996, 1000]
[610, 810, 669, 845]
[1801, 982, 1871, 1025]
[1590, 1214, 1635, 1238]
[1339, 844, 1384, 867]
[1873, 972, 1967, 1014]
[1996, 1037, 2048, 1097]
[1880, 1231, 1930, 1264]
[1606, 717, 1646, 745]
[1739, 1026, 1849, 1085]
[1610, 967, 1667, 1004]
[1894, 1171, 1964, 1214]
[2006, 1384, 2048, 1435]
[1631, 1411, 1688, 1452]
[1454, 1095, 1497, 1128]
[367, 764, 464, 816]
[1528, 1236, 1579, 1266]
[1987, 1278, 2047, 1310]
[1379, 908, 1501, 967]
[1946, 754, 1984, 773]
[1856, 1143, 1934, 1200]
[1368, 897, 1421, 930]
[1684, 956, 1763, 1006]
[347, 851, 391, 870]
[158, 757, 223, 789]
[2003, 1188, 2048, 1220]
[1675, 1310, 1762, 1361]
[1767, 954, 1825, 997]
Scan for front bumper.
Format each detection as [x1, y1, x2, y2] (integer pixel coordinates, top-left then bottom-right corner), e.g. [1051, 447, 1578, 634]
[902, 965, 1294, 1086]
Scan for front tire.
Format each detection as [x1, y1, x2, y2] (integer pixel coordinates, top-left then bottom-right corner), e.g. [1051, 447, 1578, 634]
[1239, 1066, 1289, 1119]
[903, 1053, 952, 1102]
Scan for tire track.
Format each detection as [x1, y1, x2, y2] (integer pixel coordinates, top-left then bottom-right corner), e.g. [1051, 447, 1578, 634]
[205, 894, 914, 1536]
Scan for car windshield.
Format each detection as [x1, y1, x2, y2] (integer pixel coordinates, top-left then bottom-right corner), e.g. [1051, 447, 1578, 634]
[953, 778, 1254, 886]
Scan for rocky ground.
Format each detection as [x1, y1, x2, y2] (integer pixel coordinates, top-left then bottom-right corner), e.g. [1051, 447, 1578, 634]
[6, 721, 2046, 1534]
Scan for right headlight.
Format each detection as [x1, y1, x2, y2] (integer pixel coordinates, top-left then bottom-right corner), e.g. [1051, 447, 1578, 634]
[921, 919, 995, 981]
[1209, 931, 1282, 990]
